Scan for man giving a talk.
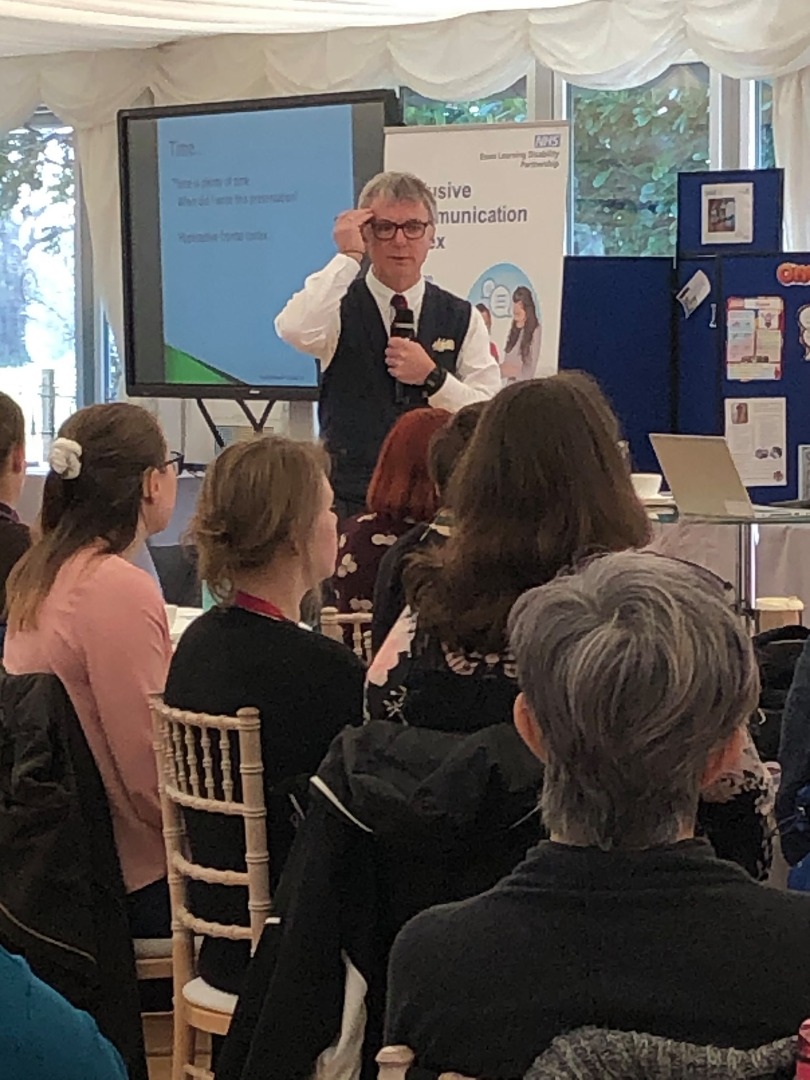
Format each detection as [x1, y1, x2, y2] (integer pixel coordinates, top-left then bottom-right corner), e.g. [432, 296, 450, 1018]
[276, 171, 500, 519]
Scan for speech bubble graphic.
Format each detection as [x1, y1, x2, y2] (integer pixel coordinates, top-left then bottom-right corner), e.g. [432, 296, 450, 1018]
[490, 284, 511, 317]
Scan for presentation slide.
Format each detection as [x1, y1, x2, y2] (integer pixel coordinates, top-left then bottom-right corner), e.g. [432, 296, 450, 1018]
[152, 104, 354, 389]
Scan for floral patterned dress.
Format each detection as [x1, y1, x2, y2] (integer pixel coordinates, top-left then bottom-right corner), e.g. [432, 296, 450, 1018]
[365, 607, 521, 733]
[330, 512, 415, 644]
[366, 607, 775, 878]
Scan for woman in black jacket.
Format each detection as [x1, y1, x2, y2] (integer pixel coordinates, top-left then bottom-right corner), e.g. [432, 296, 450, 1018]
[165, 435, 364, 995]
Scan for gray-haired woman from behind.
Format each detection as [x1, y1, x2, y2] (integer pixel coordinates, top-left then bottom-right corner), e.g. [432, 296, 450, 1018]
[385, 553, 810, 1080]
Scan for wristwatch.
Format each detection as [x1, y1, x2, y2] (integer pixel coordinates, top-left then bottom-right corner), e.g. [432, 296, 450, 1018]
[423, 364, 448, 396]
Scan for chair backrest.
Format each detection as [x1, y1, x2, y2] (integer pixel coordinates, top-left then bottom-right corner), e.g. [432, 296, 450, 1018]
[321, 606, 373, 662]
[377, 1045, 413, 1080]
[150, 696, 271, 974]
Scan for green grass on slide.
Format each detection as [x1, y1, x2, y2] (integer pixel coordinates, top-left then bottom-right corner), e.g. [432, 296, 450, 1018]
[164, 343, 236, 385]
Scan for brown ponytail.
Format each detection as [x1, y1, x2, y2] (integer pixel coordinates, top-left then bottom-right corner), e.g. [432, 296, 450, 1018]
[7, 403, 165, 630]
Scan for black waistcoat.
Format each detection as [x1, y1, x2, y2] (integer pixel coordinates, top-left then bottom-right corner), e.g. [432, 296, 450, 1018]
[319, 277, 471, 504]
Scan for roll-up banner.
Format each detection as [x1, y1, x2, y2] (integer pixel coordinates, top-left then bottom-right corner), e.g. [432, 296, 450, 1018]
[385, 121, 569, 381]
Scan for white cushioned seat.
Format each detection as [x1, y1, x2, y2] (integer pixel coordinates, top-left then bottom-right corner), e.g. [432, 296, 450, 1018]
[182, 976, 238, 1014]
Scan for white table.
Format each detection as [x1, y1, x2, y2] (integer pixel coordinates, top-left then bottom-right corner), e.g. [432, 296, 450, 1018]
[168, 606, 204, 648]
[649, 519, 810, 610]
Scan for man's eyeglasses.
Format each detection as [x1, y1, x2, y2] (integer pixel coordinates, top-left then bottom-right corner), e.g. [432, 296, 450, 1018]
[367, 218, 432, 241]
[164, 450, 184, 475]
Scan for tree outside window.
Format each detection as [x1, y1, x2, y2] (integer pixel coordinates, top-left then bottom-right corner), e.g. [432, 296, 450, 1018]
[758, 80, 775, 169]
[0, 118, 76, 463]
[401, 79, 528, 126]
[570, 64, 710, 256]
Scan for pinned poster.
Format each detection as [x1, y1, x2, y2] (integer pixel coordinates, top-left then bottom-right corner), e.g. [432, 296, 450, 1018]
[676, 269, 711, 318]
[724, 397, 786, 486]
[701, 182, 753, 245]
[725, 296, 784, 380]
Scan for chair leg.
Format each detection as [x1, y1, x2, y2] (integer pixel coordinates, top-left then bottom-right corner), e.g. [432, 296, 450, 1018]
[172, 1000, 195, 1080]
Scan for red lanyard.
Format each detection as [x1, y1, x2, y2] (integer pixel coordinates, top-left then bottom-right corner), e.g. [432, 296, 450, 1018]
[233, 591, 291, 622]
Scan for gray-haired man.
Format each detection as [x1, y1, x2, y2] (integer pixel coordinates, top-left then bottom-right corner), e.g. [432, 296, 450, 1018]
[275, 171, 500, 518]
[386, 551, 810, 1079]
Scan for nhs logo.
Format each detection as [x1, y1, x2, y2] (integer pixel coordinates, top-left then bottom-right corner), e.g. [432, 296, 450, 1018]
[534, 133, 561, 148]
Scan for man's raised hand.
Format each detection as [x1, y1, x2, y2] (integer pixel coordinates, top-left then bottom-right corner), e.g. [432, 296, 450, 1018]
[334, 209, 374, 261]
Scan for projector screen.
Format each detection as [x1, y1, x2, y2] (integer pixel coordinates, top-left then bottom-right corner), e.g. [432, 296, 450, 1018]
[119, 89, 398, 399]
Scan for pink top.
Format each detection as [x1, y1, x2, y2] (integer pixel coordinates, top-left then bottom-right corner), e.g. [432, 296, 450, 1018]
[4, 549, 171, 893]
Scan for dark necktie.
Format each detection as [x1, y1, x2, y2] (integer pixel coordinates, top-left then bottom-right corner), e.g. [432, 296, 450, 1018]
[389, 294, 414, 406]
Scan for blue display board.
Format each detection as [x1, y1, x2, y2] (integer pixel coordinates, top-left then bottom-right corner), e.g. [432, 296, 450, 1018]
[559, 256, 675, 473]
[674, 252, 810, 503]
[676, 257, 722, 434]
[560, 250, 810, 499]
[677, 169, 783, 258]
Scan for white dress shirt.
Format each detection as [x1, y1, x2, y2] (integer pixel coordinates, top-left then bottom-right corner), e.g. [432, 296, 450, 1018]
[275, 254, 501, 411]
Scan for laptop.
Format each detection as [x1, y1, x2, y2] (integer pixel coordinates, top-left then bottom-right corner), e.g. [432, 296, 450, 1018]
[649, 434, 809, 520]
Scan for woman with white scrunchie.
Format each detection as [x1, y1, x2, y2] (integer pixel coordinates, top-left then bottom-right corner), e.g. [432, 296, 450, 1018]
[4, 403, 179, 937]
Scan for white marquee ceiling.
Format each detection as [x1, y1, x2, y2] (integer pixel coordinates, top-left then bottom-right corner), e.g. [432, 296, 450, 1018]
[0, 0, 551, 56]
[1, 0, 808, 82]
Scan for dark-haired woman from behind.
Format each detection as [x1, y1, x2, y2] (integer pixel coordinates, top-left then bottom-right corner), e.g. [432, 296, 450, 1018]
[367, 372, 649, 729]
[366, 372, 774, 877]
[164, 435, 364, 994]
[331, 407, 450, 624]
[5, 403, 178, 934]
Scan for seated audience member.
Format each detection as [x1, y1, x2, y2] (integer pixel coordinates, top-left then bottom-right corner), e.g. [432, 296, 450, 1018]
[331, 407, 450, 626]
[0, 944, 128, 1080]
[366, 373, 772, 880]
[4, 403, 177, 937]
[371, 401, 484, 653]
[366, 373, 652, 729]
[386, 553, 810, 1080]
[777, 633, 810, 867]
[0, 393, 30, 652]
[164, 435, 364, 994]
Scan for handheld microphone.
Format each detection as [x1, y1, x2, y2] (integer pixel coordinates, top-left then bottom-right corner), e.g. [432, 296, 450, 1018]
[390, 306, 416, 404]
[390, 306, 415, 340]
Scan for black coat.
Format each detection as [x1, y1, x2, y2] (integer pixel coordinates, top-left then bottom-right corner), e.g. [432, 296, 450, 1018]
[0, 665, 147, 1080]
[217, 719, 544, 1080]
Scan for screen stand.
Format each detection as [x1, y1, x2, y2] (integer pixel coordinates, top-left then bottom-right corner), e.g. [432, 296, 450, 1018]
[195, 398, 281, 450]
